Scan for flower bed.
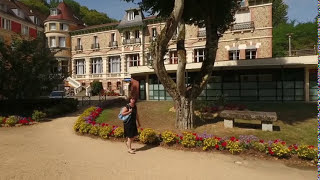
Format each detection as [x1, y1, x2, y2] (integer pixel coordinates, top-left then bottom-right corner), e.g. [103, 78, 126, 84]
[74, 106, 317, 165]
[0, 116, 37, 127]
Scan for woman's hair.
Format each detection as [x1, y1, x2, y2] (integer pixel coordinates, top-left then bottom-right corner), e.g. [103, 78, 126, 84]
[127, 96, 137, 103]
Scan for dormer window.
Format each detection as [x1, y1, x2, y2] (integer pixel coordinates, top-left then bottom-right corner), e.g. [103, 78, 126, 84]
[50, 9, 58, 16]
[128, 11, 134, 21]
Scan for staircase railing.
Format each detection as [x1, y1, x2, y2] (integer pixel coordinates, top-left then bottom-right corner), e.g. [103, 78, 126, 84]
[67, 77, 82, 95]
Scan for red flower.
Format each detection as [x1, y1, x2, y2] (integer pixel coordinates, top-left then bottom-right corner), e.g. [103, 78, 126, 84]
[140, 128, 144, 131]
[259, 140, 264, 143]
[192, 133, 197, 136]
[269, 150, 274, 155]
[221, 142, 227, 147]
[199, 137, 203, 141]
[308, 145, 315, 149]
[274, 139, 279, 143]
[180, 136, 183, 140]
[196, 136, 199, 141]
[215, 145, 220, 150]
[281, 141, 286, 145]
[230, 137, 236, 142]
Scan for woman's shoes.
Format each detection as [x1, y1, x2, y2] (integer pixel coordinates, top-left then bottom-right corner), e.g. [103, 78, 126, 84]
[128, 149, 135, 154]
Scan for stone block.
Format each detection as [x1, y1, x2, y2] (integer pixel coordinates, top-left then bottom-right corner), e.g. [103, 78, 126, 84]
[224, 119, 234, 128]
[262, 121, 273, 131]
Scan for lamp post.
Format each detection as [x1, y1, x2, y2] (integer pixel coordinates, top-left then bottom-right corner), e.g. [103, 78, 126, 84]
[287, 33, 293, 56]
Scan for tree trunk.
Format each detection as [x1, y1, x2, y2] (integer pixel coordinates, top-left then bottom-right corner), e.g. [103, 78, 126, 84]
[175, 97, 194, 129]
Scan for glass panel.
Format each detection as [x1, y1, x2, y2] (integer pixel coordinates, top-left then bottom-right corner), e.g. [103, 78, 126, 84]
[277, 89, 282, 96]
[277, 81, 282, 88]
[240, 96, 257, 101]
[224, 90, 240, 96]
[295, 96, 304, 101]
[159, 91, 165, 100]
[223, 82, 239, 89]
[283, 81, 294, 88]
[140, 92, 145, 100]
[154, 85, 159, 90]
[259, 82, 277, 89]
[309, 81, 317, 88]
[309, 89, 317, 96]
[159, 84, 164, 90]
[140, 84, 145, 90]
[207, 90, 222, 96]
[207, 96, 218, 101]
[310, 96, 317, 101]
[149, 95, 154, 100]
[200, 90, 206, 96]
[149, 91, 153, 96]
[212, 83, 222, 89]
[259, 97, 276, 101]
[295, 81, 304, 89]
[241, 90, 257, 96]
[197, 96, 206, 100]
[154, 91, 159, 97]
[283, 96, 294, 101]
[295, 89, 304, 96]
[149, 85, 153, 90]
[227, 97, 241, 101]
[241, 82, 257, 89]
[259, 89, 276, 96]
[283, 89, 294, 96]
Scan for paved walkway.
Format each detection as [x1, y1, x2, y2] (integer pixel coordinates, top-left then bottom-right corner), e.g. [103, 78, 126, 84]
[0, 110, 316, 180]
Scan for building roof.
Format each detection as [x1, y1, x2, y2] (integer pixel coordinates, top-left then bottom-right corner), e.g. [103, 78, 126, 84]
[45, 2, 84, 26]
[0, 0, 45, 27]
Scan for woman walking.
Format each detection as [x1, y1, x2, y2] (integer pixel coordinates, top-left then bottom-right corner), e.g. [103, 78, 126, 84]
[121, 97, 141, 154]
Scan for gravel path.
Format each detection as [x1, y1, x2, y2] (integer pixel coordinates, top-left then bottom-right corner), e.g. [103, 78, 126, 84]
[0, 110, 316, 180]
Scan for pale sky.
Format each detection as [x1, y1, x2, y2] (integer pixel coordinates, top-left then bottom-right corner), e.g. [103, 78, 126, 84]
[74, 0, 317, 22]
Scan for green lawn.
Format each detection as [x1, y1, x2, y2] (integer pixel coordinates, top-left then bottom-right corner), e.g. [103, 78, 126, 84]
[96, 101, 317, 146]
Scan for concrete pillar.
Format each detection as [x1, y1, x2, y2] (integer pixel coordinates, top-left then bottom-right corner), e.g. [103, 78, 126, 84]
[103, 56, 107, 76]
[121, 54, 126, 75]
[146, 74, 149, 100]
[85, 57, 90, 79]
[304, 67, 310, 102]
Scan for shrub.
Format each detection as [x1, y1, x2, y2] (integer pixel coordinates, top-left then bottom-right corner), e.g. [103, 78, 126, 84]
[5, 116, 19, 126]
[297, 145, 317, 160]
[252, 142, 267, 152]
[32, 110, 47, 122]
[268, 141, 290, 158]
[181, 132, 196, 148]
[89, 125, 100, 136]
[0, 116, 5, 124]
[139, 128, 158, 144]
[288, 144, 299, 154]
[79, 123, 92, 134]
[73, 120, 82, 132]
[113, 127, 124, 138]
[161, 131, 177, 145]
[226, 140, 243, 154]
[99, 126, 113, 139]
[91, 81, 103, 95]
[203, 138, 219, 151]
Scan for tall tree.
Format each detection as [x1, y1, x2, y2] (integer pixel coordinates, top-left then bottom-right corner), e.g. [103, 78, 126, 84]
[272, 0, 288, 27]
[125, 0, 239, 129]
[20, 0, 50, 15]
[0, 36, 66, 99]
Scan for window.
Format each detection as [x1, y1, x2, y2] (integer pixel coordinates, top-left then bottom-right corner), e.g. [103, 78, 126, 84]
[235, 12, 251, 23]
[135, 30, 140, 39]
[91, 58, 103, 74]
[117, 81, 121, 90]
[22, 25, 29, 35]
[109, 56, 121, 73]
[169, 51, 178, 64]
[152, 28, 157, 37]
[49, 37, 56, 47]
[128, 54, 139, 67]
[229, 50, 240, 60]
[34, 17, 39, 25]
[76, 59, 85, 75]
[111, 33, 116, 42]
[60, 23, 68, 31]
[1, 18, 11, 30]
[245, 49, 257, 59]
[128, 11, 134, 21]
[194, 49, 205, 62]
[77, 38, 81, 46]
[125, 31, 130, 39]
[61, 60, 68, 73]
[147, 53, 153, 66]
[92, 36, 99, 48]
[59, 37, 66, 47]
[50, 9, 58, 16]
[49, 23, 56, 30]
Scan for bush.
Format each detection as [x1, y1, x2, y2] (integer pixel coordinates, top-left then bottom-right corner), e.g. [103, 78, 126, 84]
[113, 127, 124, 138]
[0, 116, 5, 124]
[89, 125, 100, 136]
[79, 123, 92, 134]
[181, 132, 196, 148]
[203, 138, 219, 151]
[91, 81, 103, 96]
[297, 145, 317, 160]
[268, 141, 290, 158]
[139, 128, 158, 144]
[226, 140, 243, 154]
[99, 126, 113, 139]
[5, 116, 18, 126]
[161, 131, 177, 145]
[252, 142, 267, 152]
[32, 110, 47, 122]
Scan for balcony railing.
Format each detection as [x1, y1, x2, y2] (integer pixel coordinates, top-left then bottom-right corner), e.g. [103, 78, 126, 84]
[91, 43, 100, 49]
[109, 41, 118, 47]
[75, 45, 83, 51]
[231, 21, 254, 31]
[291, 49, 317, 56]
[198, 30, 206, 37]
[123, 38, 141, 45]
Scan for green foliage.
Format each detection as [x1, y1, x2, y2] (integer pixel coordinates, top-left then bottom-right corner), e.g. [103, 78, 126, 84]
[181, 132, 196, 148]
[89, 125, 100, 136]
[99, 126, 113, 139]
[0, 37, 66, 99]
[202, 138, 219, 151]
[21, 0, 50, 15]
[113, 127, 124, 138]
[32, 110, 47, 122]
[80, 6, 117, 26]
[139, 128, 158, 144]
[74, 106, 97, 132]
[252, 142, 267, 152]
[272, 0, 288, 27]
[5, 116, 18, 126]
[297, 145, 317, 160]
[161, 130, 177, 145]
[91, 81, 103, 96]
[0, 117, 5, 124]
[226, 140, 243, 154]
